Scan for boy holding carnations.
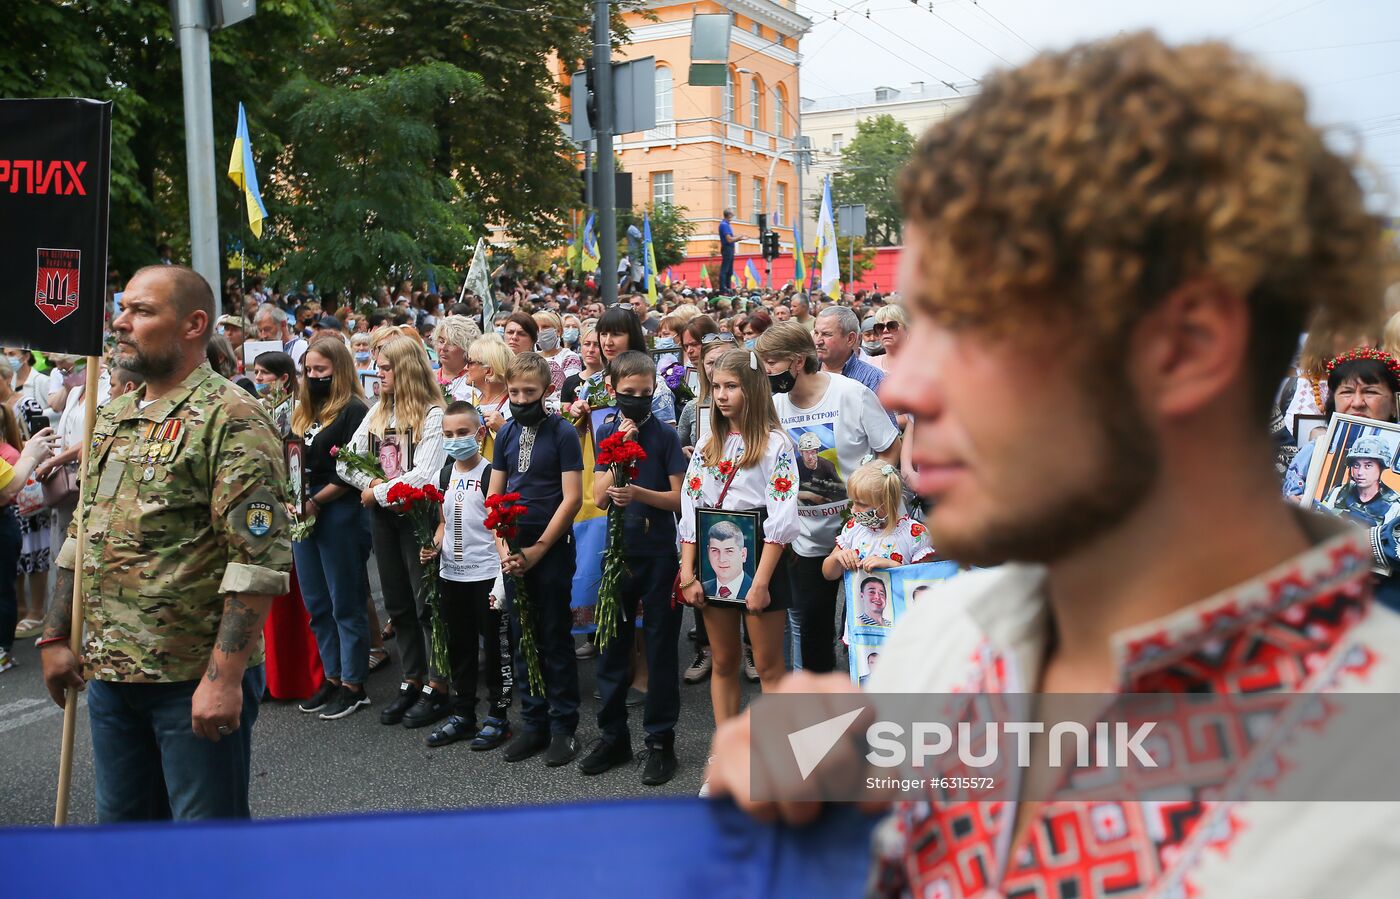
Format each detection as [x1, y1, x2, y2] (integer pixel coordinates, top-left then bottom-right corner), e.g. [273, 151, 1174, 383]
[581, 351, 687, 785]
[488, 353, 584, 767]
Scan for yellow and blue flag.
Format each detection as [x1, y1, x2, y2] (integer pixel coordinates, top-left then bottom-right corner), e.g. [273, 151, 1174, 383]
[643, 213, 660, 304]
[582, 213, 600, 273]
[793, 223, 807, 286]
[227, 103, 268, 238]
[743, 259, 761, 291]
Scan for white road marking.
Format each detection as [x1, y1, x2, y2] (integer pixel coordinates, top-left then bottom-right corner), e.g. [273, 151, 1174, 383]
[0, 696, 85, 735]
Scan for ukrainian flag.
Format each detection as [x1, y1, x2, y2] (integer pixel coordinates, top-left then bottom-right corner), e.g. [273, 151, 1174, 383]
[643, 213, 659, 304]
[582, 213, 600, 273]
[744, 259, 761, 290]
[793, 224, 807, 286]
[570, 416, 610, 634]
[227, 103, 268, 238]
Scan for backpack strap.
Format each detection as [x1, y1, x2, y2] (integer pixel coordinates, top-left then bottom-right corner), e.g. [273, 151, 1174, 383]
[439, 460, 454, 493]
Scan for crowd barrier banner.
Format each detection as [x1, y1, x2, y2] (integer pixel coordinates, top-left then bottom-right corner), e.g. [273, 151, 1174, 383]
[3, 799, 880, 897]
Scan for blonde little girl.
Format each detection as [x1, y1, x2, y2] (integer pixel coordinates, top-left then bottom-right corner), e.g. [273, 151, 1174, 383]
[822, 460, 933, 579]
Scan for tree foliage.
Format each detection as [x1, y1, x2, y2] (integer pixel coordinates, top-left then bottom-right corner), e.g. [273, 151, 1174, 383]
[3, 0, 636, 294]
[617, 202, 696, 272]
[829, 114, 916, 247]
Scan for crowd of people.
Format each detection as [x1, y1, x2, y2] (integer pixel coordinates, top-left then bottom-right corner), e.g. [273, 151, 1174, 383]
[202, 265, 918, 789]
[15, 27, 1400, 896]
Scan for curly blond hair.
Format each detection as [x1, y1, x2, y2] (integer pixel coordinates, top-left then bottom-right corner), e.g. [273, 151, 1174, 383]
[898, 32, 1385, 409]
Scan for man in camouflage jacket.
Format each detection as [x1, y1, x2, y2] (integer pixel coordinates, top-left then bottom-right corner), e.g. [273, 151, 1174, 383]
[40, 265, 291, 822]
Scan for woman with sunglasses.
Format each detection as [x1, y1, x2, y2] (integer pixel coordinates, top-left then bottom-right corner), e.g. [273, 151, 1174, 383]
[865, 306, 906, 373]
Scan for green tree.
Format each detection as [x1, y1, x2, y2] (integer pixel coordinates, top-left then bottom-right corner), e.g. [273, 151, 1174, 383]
[271, 63, 480, 299]
[617, 202, 696, 271]
[828, 114, 915, 247]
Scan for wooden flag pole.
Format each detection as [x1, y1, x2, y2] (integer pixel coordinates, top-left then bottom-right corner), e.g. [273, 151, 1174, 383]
[54, 359, 101, 826]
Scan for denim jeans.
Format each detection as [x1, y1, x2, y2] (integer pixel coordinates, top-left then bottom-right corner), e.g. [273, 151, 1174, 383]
[293, 497, 372, 684]
[509, 530, 579, 735]
[88, 665, 265, 822]
[594, 554, 681, 747]
[0, 506, 19, 653]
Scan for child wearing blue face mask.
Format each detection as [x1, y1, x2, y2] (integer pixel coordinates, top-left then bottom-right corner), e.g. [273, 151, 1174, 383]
[421, 402, 513, 750]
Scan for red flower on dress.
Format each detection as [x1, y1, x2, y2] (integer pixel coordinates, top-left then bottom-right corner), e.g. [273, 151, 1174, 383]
[772, 477, 792, 494]
[889, 552, 904, 563]
[717, 460, 735, 477]
[687, 475, 702, 493]
[910, 523, 925, 538]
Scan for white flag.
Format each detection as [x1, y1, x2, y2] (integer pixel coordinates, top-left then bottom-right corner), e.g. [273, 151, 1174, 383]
[816, 176, 841, 295]
[465, 237, 494, 326]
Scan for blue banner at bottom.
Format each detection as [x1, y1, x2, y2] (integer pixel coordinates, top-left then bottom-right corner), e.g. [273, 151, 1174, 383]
[4, 799, 877, 897]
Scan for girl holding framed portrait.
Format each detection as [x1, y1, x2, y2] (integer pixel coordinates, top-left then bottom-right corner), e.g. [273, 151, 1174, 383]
[338, 336, 450, 728]
[678, 349, 800, 737]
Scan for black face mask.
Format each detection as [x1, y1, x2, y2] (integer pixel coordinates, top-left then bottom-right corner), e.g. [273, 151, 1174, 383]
[510, 399, 547, 427]
[307, 375, 333, 401]
[768, 369, 797, 394]
[615, 393, 653, 423]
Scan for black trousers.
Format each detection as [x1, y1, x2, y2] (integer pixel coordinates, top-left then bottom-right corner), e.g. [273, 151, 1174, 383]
[718, 255, 735, 292]
[439, 577, 513, 721]
[789, 552, 841, 673]
[509, 531, 580, 735]
[371, 509, 439, 682]
[594, 555, 682, 748]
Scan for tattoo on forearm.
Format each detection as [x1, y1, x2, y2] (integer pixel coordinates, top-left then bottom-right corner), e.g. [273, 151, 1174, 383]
[215, 595, 259, 655]
[205, 656, 221, 682]
[42, 567, 76, 639]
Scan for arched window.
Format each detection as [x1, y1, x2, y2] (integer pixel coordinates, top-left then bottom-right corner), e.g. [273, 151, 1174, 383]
[655, 66, 673, 123]
[773, 85, 786, 138]
[724, 68, 737, 123]
[749, 77, 762, 131]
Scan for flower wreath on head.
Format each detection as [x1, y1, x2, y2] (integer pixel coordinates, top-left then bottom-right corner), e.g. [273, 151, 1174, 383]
[1325, 346, 1400, 379]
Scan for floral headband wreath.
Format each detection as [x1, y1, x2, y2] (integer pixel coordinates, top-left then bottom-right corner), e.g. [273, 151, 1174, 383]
[1325, 347, 1400, 379]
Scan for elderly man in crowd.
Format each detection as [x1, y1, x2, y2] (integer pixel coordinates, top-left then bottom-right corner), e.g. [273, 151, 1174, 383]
[813, 306, 884, 395]
[253, 303, 308, 371]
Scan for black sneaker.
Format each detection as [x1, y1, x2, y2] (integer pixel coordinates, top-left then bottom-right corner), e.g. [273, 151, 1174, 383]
[380, 681, 421, 726]
[545, 732, 581, 767]
[578, 737, 632, 776]
[299, 681, 339, 714]
[503, 728, 550, 763]
[402, 685, 451, 729]
[641, 742, 678, 786]
[471, 716, 512, 751]
[319, 686, 371, 720]
[426, 714, 476, 748]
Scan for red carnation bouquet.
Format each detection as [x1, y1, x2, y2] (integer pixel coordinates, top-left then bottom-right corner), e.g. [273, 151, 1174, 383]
[485, 492, 543, 695]
[386, 481, 450, 676]
[594, 430, 648, 649]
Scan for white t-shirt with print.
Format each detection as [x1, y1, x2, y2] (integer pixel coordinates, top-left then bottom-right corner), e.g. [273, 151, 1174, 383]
[439, 457, 500, 583]
[773, 372, 900, 557]
[834, 513, 934, 565]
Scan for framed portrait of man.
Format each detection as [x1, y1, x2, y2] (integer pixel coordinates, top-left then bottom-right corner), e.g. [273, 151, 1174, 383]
[1302, 413, 1400, 575]
[284, 437, 306, 508]
[370, 427, 414, 481]
[1290, 412, 1328, 448]
[590, 406, 618, 450]
[360, 372, 381, 400]
[696, 508, 761, 605]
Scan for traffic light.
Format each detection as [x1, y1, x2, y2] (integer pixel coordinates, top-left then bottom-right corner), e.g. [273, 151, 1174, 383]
[762, 230, 780, 260]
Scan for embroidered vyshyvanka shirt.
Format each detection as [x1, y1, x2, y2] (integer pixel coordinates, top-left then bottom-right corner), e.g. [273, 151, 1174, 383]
[867, 511, 1400, 898]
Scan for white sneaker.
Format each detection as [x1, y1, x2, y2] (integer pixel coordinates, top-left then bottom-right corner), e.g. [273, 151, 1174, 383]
[0, 649, 15, 674]
[698, 755, 714, 796]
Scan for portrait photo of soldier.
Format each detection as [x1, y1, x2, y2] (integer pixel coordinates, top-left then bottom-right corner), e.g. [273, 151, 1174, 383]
[794, 430, 845, 505]
[1323, 435, 1400, 530]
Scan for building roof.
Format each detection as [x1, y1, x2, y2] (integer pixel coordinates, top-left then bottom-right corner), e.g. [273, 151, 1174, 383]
[800, 81, 974, 114]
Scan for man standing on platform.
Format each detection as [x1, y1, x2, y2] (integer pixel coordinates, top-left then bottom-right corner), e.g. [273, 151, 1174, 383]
[40, 265, 291, 822]
[718, 209, 738, 294]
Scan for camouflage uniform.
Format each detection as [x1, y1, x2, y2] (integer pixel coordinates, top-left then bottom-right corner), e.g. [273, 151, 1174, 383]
[56, 361, 291, 683]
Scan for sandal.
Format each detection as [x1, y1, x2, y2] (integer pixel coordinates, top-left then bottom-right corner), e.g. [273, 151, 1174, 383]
[14, 619, 43, 639]
[381, 623, 395, 640]
[368, 648, 391, 673]
[470, 716, 512, 751]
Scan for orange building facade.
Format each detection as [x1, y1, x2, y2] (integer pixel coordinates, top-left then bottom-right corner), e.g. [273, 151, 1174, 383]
[569, 0, 812, 263]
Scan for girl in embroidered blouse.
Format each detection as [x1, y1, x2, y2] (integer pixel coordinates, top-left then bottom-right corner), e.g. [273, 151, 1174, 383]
[822, 460, 935, 581]
[679, 349, 800, 727]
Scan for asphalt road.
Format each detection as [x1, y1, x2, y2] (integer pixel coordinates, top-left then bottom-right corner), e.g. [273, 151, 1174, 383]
[0, 598, 745, 826]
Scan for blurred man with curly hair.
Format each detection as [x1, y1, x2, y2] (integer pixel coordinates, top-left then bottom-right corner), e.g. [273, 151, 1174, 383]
[707, 32, 1400, 897]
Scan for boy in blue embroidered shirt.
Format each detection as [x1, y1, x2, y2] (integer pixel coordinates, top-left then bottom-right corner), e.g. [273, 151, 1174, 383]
[578, 351, 687, 785]
[489, 353, 584, 767]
